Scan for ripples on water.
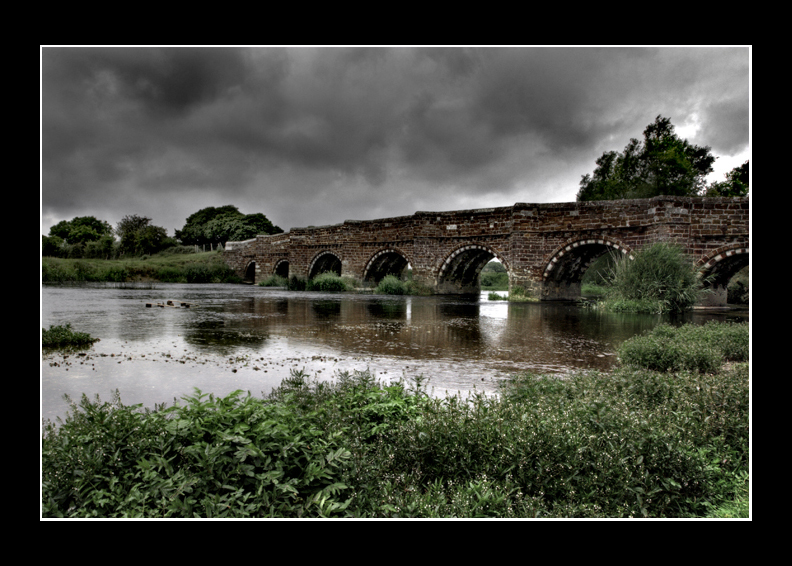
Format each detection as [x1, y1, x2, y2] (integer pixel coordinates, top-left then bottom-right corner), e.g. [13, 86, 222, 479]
[41, 283, 748, 422]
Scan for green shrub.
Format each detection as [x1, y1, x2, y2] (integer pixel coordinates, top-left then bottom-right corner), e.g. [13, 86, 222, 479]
[604, 243, 707, 313]
[375, 275, 406, 295]
[617, 321, 748, 372]
[288, 275, 307, 291]
[480, 272, 509, 289]
[42, 356, 748, 518]
[307, 272, 349, 292]
[259, 274, 288, 287]
[42, 388, 354, 518]
[508, 286, 539, 302]
[154, 266, 185, 283]
[42, 323, 99, 348]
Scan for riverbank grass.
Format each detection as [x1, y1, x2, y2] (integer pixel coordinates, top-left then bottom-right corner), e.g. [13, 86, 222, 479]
[42, 251, 242, 284]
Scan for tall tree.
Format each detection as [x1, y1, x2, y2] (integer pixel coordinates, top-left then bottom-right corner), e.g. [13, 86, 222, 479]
[704, 160, 749, 197]
[116, 214, 171, 256]
[577, 115, 716, 201]
[176, 206, 283, 247]
[48, 216, 113, 245]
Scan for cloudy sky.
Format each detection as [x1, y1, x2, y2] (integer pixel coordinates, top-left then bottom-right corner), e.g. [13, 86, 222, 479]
[41, 46, 750, 238]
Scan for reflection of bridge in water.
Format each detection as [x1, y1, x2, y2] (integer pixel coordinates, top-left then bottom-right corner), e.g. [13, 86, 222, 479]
[225, 196, 749, 305]
[215, 294, 668, 374]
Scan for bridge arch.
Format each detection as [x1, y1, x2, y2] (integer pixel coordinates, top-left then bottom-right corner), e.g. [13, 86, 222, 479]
[308, 250, 342, 279]
[273, 259, 289, 278]
[244, 261, 257, 283]
[542, 237, 634, 300]
[696, 242, 749, 306]
[363, 248, 412, 284]
[436, 243, 510, 294]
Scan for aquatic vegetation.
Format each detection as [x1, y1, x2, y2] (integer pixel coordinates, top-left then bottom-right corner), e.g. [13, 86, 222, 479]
[307, 272, 350, 292]
[599, 243, 708, 313]
[375, 275, 407, 295]
[42, 323, 100, 349]
[259, 274, 288, 287]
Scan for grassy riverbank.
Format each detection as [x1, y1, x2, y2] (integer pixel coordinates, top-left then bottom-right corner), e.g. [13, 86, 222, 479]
[41, 250, 242, 284]
[41, 321, 749, 518]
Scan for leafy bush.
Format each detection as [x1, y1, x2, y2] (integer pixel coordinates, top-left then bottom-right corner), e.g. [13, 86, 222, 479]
[259, 274, 288, 287]
[618, 321, 749, 372]
[42, 388, 354, 518]
[375, 275, 407, 295]
[480, 272, 509, 289]
[42, 328, 748, 518]
[307, 272, 349, 292]
[288, 276, 307, 291]
[42, 324, 100, 348]
[603, 243, 707, 313]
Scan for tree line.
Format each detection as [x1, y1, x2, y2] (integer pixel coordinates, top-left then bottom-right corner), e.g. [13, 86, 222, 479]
[42, 205, 282, 259]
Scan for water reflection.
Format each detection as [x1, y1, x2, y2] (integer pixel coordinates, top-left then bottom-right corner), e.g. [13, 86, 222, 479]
[41, 283, 748, 421]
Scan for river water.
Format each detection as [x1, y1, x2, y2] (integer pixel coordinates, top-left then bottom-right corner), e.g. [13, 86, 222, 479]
[41, 283, 748, 423]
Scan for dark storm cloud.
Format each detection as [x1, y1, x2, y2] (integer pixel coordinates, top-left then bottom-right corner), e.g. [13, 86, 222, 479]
[41, 46, 749, 236]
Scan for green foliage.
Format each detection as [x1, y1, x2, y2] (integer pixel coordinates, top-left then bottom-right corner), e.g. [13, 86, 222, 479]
[42, 251, 241, 284]
[704, 161, 749, 198]
[601, 242, 706, 313]
[617, 321, 749, 373]
[42, 332, 748, 518]
[116, 215, 173, 257]
[488, 292, 508, 301]
[375, 275, 407, 295]
[42, 323, 99, 349]
[176, 206, 283, 247]
[49, 216, 114, 246]
[725, 265, 749, 305]
[288, 275, 307, 291]
[577, 115, 716, 201]
[259, 275, 288, 287]
[403, 280, 433, 296]
[507, 286, 539, 302]
[306, 272, 349, 292]
[480, 271, 509, 289]
[42, 388, 354, 518]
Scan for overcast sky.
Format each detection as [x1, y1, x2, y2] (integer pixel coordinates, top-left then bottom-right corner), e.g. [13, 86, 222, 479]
[41, 46, 750, 238]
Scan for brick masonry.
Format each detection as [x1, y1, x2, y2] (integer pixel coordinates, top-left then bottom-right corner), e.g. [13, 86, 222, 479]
[224, 196, 749, 304]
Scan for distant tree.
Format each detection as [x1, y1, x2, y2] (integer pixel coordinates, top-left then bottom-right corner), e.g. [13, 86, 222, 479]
[42, 235, 64, 257]
[175, 205, 241, 246]
[577, 115, 716, 201]
[176, 205, 283, 247]
[48, 216, 113, 245]
[116, 214, 172, 257]
[704, 160, 749, 197]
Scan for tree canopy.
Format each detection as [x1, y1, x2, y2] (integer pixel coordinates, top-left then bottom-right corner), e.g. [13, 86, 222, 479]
[704, 160, 749, 197]
[175, 206, 283, 247]
[48, 216, 113, 245]
[577, 115, 717, 202]
[116, 214, 173, 256]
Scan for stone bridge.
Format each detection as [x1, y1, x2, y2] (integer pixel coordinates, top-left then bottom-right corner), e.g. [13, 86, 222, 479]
[223, 196, 749, 305]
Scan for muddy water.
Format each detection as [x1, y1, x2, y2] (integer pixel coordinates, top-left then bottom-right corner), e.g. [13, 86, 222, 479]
[41, 283, 748, 423]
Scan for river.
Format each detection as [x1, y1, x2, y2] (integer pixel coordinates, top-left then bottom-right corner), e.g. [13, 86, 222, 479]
[41, 283, 748, 423]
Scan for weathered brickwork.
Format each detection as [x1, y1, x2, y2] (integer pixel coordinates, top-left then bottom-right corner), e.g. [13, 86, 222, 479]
[224, 196, 749, 305]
